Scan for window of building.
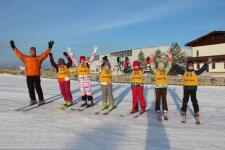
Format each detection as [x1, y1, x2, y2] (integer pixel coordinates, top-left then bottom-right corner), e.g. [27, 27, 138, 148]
[111, 50, 132, 57]
[196, 50, 199, 57]
[212, 62, 216, 69]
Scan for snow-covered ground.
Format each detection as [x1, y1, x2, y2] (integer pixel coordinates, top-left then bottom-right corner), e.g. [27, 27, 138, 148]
[0, 74, 225, 150]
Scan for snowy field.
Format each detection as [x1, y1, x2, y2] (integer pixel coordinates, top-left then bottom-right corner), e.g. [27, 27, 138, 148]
[0, 74, 225, 150]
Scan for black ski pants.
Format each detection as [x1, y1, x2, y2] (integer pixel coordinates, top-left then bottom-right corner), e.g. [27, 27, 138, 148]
[26, 76, 44, 101]
[181, 90, 199, 113]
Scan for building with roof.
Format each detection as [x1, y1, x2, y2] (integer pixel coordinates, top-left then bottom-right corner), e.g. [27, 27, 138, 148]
[186, 30, 225, 72]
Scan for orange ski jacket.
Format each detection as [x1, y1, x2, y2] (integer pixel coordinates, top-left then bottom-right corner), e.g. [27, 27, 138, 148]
[14, 48, 51, 76]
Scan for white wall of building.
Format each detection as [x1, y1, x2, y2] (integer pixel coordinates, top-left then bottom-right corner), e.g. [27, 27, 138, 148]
[192, 43, 225, 56]
[192, 43, 225, 72]
[90, 45, 191, 73]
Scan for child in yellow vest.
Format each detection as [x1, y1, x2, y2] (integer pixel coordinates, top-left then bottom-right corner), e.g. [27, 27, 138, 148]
[173, 58, 212, 124]
[131, 60, 146, 114]
[99, 56, 115, 111]
[148, 54, 173, 120]
[67, 46, 97, 107]
[49, 52, 73, 106]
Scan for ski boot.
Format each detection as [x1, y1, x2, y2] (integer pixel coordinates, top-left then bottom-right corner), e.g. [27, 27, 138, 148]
[195, 112, 200, 125]
[38, 100, 45, 106]
[163, 110, 168, 121]
[108, 105, 116, 111]
[101, 103, 108, 110]
[87, 96, 94, 107]
[140, 107, 146, 114]
[130, 108, 138, 114]
[80, 100, 87, 107]
[66, 101, 73, 107]
[29, 100, 37, 106]
[87, 100, 94, 107]
[156, 110, 161, 121]
[181, 111, 187, 123]
[64, 101, 68, 106]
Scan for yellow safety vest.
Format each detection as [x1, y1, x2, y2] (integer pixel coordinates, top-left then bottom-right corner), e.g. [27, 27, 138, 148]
[183, 71, 198, 86]
[155, 69, 168, 85]
[131, 69, 143, 83]
[99, 68, 112, 83]
[77, 64, 90, 76]
[58, 65, 69, 82]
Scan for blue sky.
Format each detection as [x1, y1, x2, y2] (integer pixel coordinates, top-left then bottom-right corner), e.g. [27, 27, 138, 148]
[1, 0, 225, 66]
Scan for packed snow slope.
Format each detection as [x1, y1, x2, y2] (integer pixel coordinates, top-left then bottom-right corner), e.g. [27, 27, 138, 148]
[0, 74, 225, 150]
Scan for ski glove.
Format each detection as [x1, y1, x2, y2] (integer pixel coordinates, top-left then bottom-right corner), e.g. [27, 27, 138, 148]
[48, 41, 54, 49]
[93, 45, 98, 54]
[207, 57, 213, 64]
[10, 40, 16, 49]
[149, 55, 154, 63]
[63, 52, 68, 57]
[67, 47, 72, 55]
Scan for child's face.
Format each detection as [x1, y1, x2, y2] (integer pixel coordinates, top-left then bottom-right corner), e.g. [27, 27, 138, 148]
[158, 62, 165, 70]
[58, 59, 65, 65]
[104, 64, 110, 70]
[80, 60, 85, 64]
[134, 66, 139, 70]
[188, 65, 194, 71]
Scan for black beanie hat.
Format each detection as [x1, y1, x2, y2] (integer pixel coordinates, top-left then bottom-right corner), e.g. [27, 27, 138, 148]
[30, 47, 36, 51]
[58, 58, 65, 65]
[103, 56, 108, 61]
[187, 61, 193, 67]
[186, 61, 194, 71]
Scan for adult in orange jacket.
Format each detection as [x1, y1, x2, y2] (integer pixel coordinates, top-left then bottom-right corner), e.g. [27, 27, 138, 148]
[10, 40, 54, 105]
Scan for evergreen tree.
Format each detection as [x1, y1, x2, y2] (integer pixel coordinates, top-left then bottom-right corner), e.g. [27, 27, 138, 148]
[155, 49, 163, 62]
[169, 42, 187, 74]
[138, 50, 145, 67]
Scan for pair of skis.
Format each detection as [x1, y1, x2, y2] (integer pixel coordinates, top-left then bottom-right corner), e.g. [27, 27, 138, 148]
[120, 109, 150, 118]
[181, 115, 200, 124]
[156, 112, 168, 121]
[70, 104, 96, 112]
[14, 100, 54, 111]
[56, 104, 74, 111]
[56, 100, 82, 111]
[95, 106, 117, 115]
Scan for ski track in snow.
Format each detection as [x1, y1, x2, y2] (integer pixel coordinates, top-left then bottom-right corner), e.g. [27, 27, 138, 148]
[0, 74, 225, 150]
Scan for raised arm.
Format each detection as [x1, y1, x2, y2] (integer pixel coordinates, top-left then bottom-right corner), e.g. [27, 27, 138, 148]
[194, 58, 212, 75]
[149, 62, 156, 74]
[88, 45, 98, 65]
[165, 53, 173, 73]
[67, 47, 80, 67]
[10, 40, 27, 62]
[148, 55, 156, 74]
[49, 53, 58, 69]
[38, 41, 54, 62]
[39, 48, 51, 62]
[63, 52, 72, 68]
[195, 62, 209, 76]
[173, 63, 185, 75]
[14, 48, 28, 62]
[165, 62, 172, 73]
